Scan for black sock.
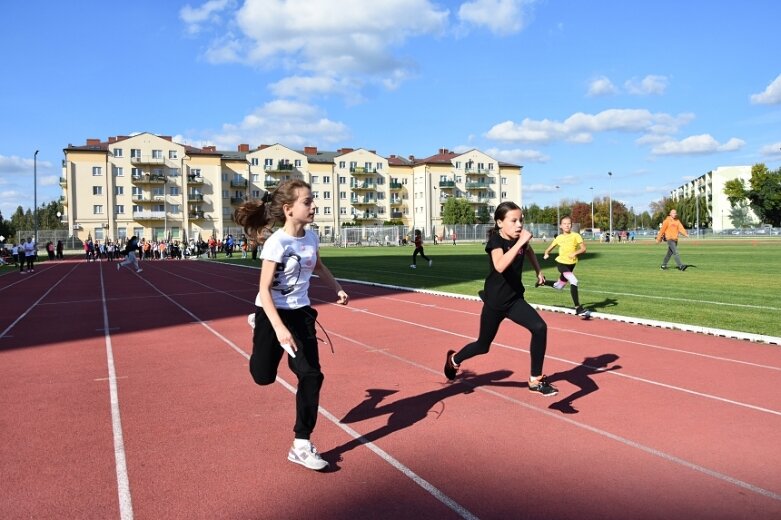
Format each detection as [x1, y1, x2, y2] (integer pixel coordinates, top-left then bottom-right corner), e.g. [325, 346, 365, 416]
[571, 285, 580, 307]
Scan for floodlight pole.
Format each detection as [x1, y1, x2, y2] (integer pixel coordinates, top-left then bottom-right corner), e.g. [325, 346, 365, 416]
[608, 171, 613, 242]
[34, 150, 39, 243]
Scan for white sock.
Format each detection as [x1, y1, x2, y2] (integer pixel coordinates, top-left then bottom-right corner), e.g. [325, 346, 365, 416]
[293, 438, 311, 449]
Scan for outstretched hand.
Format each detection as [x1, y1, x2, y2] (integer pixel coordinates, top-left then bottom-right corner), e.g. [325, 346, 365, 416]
[336, 290, 349, 305]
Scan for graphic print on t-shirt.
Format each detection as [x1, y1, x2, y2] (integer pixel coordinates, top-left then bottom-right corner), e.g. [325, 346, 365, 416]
[272, 250, 302, 295]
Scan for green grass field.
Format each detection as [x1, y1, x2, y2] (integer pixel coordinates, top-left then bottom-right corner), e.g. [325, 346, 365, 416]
[166, 238, 781, 339]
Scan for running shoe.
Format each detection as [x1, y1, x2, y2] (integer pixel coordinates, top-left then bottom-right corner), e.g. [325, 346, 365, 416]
[428, 259, 433, 267]
[117, 263, 121, 271]
[409, 264, 416, 269]
[660, 265, 668, 270]
[444, 349, 458, 381]
[678, 265, 688, 271]
[136, 268, 143, 273]
[288, 442, 329, 471]
[528, 375, 558, 396]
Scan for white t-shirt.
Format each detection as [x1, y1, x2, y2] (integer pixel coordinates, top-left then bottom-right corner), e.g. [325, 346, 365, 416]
[24, 241, 36, 257]
[256, 228, 319, 310]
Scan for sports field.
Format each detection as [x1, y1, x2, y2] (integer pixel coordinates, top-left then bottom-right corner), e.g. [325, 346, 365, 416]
[223, 238, 781, 339]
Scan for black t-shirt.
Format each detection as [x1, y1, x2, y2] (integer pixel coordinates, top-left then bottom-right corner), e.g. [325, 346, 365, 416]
[481, 231, 527, 310]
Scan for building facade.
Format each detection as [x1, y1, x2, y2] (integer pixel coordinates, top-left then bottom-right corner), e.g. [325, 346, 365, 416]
[61, 133, 522, 243]
[669, 165, 759, 232]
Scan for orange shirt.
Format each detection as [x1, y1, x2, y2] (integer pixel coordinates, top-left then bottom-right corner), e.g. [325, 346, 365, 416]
[656, 217, 688, 241]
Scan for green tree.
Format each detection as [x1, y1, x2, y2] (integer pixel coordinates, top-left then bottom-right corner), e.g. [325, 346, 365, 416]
[729, 202, 752, 229]
[723, 163, 781, 226]
[476, 205, 491, 224]
[441, 197, 476, 225]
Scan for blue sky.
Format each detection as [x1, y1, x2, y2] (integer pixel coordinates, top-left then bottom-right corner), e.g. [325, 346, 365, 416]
[2, 0, 781, 220]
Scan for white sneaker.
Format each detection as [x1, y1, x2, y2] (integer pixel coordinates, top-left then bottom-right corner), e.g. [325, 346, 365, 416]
[428, 259, 433, 267]
[288, 442, 329, 471]
[136, 268, 143, 273]
[553, 281, 565, 290]
[247, 313, 255, 329]
[410, 264, 416, 269]
[117, 263, 121, 271]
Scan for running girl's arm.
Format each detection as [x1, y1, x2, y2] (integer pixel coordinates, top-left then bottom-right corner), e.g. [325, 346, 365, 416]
[258, 259, 295, 349]
[314, 253, 349, 305]
[542, 241, 555, 259]
[490, 228, 533, 273]
[525, 245, 546, 285]
[570, 241, 587, 259]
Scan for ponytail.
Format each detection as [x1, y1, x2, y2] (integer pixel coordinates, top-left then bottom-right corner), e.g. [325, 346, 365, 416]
[233, 178, 311, 244]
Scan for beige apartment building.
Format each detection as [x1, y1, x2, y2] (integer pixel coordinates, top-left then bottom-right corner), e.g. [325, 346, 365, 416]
[61, 132, 522, 243]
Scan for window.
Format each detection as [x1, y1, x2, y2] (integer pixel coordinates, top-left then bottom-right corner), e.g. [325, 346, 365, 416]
[170, 205, 181, 214]
[311, 176, 319, 184]
[488, 163, 494, 170]
[117, 228, 127, 241]
[152, 187, 165, 197]
[339, 161, 346, 169]
[251, 173, 259, 182]
[324, 207, 332, 215]
[323, 191, 331, 199]
[169, 150, 178, 159]
[339, 176, 346, 184]
[153, 168, 163, 176]
[131, 149, 141, 158]
[92, 166, 102, 176]
[171, 227, 180, 239]
[133, 205, 143, 213]
[501, 177, 507, 184]
[455, 161, 461, 169]
[222, 190, 229, 198]
[152, 204, 164, 212]
[115, 186, 124, 195]
[251, 190, 260, 198]
[312, 191, 319, 199]
[364, 162, 372, 170]
[115, 166, 124, 177]
[501, 191, 507, 199]
[132, 168, 142, 177]
[95, 228, 104, 240]
[93, 186, 103, 195]
[323, 176, 331, 184]
[222, 173, 228, 181]
[294, 159, 302, 167]
[340, 207, 347, 215]
[250, 158, 259, 166]
[169, 186, 180, 196]
[152, 150, 163, 159]
[314, 207, 320, 215]
[264, 158, 273, 167]
[132, 187, 142, 197]
[376, 163, 383, 170]
[114, 148, 123, 157]
[340, 191, 346, 199]
[116, 205, 125, 214]
[350, 161, 357, 170]
[191, 168, 201, 177]
[93, 205, 103, 214]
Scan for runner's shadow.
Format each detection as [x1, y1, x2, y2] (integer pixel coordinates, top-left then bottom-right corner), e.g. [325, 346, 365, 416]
[586, 298, 619, 311]
[322, 369, 522, 470]
[546, 353, 622, 414]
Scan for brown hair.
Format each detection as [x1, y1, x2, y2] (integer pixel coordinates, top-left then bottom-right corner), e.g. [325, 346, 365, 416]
[233, 179, 311, 243]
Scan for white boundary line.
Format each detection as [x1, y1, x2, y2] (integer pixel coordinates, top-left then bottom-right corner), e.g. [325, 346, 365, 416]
[99, 266, 134, 520]
[337, 278, 781, 346]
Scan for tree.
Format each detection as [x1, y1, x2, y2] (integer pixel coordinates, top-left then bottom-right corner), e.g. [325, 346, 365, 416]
[441, 197, 476, 225]
[569, 202, 592, 229]
[729, 202, 752, 229]
[723, 163, 781, 226]
[476, 205, 491, 224]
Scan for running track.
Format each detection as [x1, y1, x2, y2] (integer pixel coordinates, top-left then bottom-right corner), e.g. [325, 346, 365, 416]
[1, 259, 779, 519]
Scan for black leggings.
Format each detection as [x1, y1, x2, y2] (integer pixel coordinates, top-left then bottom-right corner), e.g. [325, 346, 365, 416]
[412, 247, 429, 264]
[250, 306, 323, 440]
[453, 298, 548, 377]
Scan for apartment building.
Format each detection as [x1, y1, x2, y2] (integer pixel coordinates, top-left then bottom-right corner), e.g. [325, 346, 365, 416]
[61, 132, 522, 243]
[669, 165, 759, 231]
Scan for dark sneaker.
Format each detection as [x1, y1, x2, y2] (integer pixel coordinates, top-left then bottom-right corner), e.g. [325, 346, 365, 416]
[678, 265, 688, 271]
[444, 349, 458, 381]
[529, 375, 558, 396]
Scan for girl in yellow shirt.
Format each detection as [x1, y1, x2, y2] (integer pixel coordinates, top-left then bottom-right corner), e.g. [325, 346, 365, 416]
[541, 216, 589, 316]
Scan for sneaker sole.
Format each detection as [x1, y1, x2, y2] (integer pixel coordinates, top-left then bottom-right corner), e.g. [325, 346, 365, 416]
[287, 453, 329, 471]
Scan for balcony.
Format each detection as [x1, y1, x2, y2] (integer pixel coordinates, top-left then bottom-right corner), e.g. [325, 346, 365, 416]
[351, 197, 377, 207]
[230, 197, 245, 205]
[133, 211, 166, 220]
[390, 198, 403, 207]
[354, 212, 380, 222]
[264, 179, 280, 189]
[350, 181, 375, 191]
[187, 175, 204, 185]
[349, 166, 375, 175]
[230, 178, 248, 188]
[130, 155, 166, 166]
[187, 193, 204, 203]
[264, 163, 295, 174]
[389, 181, 403, 190]
[59, 177, 67, 187]
[390, 211, 403, 219]
[439, 180, 456, 189]
[189, 211, 206, 220]
[131, 196, 155, 204]
[464, 168, 491, 176]
[131, 173, 166, 184]
[465, 181, 490, 190]
[59, 196, 68, 206]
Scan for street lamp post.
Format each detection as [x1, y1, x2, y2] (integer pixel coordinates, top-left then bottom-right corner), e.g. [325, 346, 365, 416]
[555, 185, 560, 227]
[589, 186, 594, 236]
[608, 171, 613, 243]
[695, 180, 700, 239]
[34, 150, 39, 244]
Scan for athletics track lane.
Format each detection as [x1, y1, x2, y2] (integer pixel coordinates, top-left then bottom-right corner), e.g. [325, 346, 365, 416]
[0, 259, 779, 519]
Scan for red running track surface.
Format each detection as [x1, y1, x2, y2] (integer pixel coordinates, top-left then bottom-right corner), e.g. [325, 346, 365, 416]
[0, 259, 779, 519]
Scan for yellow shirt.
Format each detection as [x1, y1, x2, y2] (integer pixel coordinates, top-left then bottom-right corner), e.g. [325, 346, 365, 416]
[551, 232, 583, 265]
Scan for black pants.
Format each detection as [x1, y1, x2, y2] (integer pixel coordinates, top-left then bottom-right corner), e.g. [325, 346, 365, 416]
[453, 298, 548, 377]
[250, 306, 323, 440]
[24, 255, 34, 271]
[412, 247, 429, 264]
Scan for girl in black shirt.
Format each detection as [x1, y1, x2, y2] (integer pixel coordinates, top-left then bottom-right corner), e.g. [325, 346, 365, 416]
[443, 202, 557, 396]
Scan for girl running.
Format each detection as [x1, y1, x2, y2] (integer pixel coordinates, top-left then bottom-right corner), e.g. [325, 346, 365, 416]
[410, 229, 431, 268]
[117, 236, 142, 273]
[236, 180, 349, 471]
[443, 202, 557, 396]
[541, 216, 590, 316]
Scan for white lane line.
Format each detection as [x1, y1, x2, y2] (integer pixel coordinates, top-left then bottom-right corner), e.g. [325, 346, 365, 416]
[327, 330, 781, 503]
[320, 301, 781, 417]
[99, 266, 134, 520]
[131, 270, 479, 520]
[0, 264, 78, 339]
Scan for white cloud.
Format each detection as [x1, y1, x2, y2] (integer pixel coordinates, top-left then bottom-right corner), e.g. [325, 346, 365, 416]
[484, 147, 549, 164]
[587, 76, 617, 97]
[0, 154, 35, 175]
[39, 175, 59, 187]
[624, 75, 669, 95]
[458, 0, 535, 35]
[750, 74, 781, 105]
[180, 0, 236, 34]
[210, 99, 350, 149]
[651, 134, 745, 156]
[486, 109, 692, 144]
[759, 141, 781, 156]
